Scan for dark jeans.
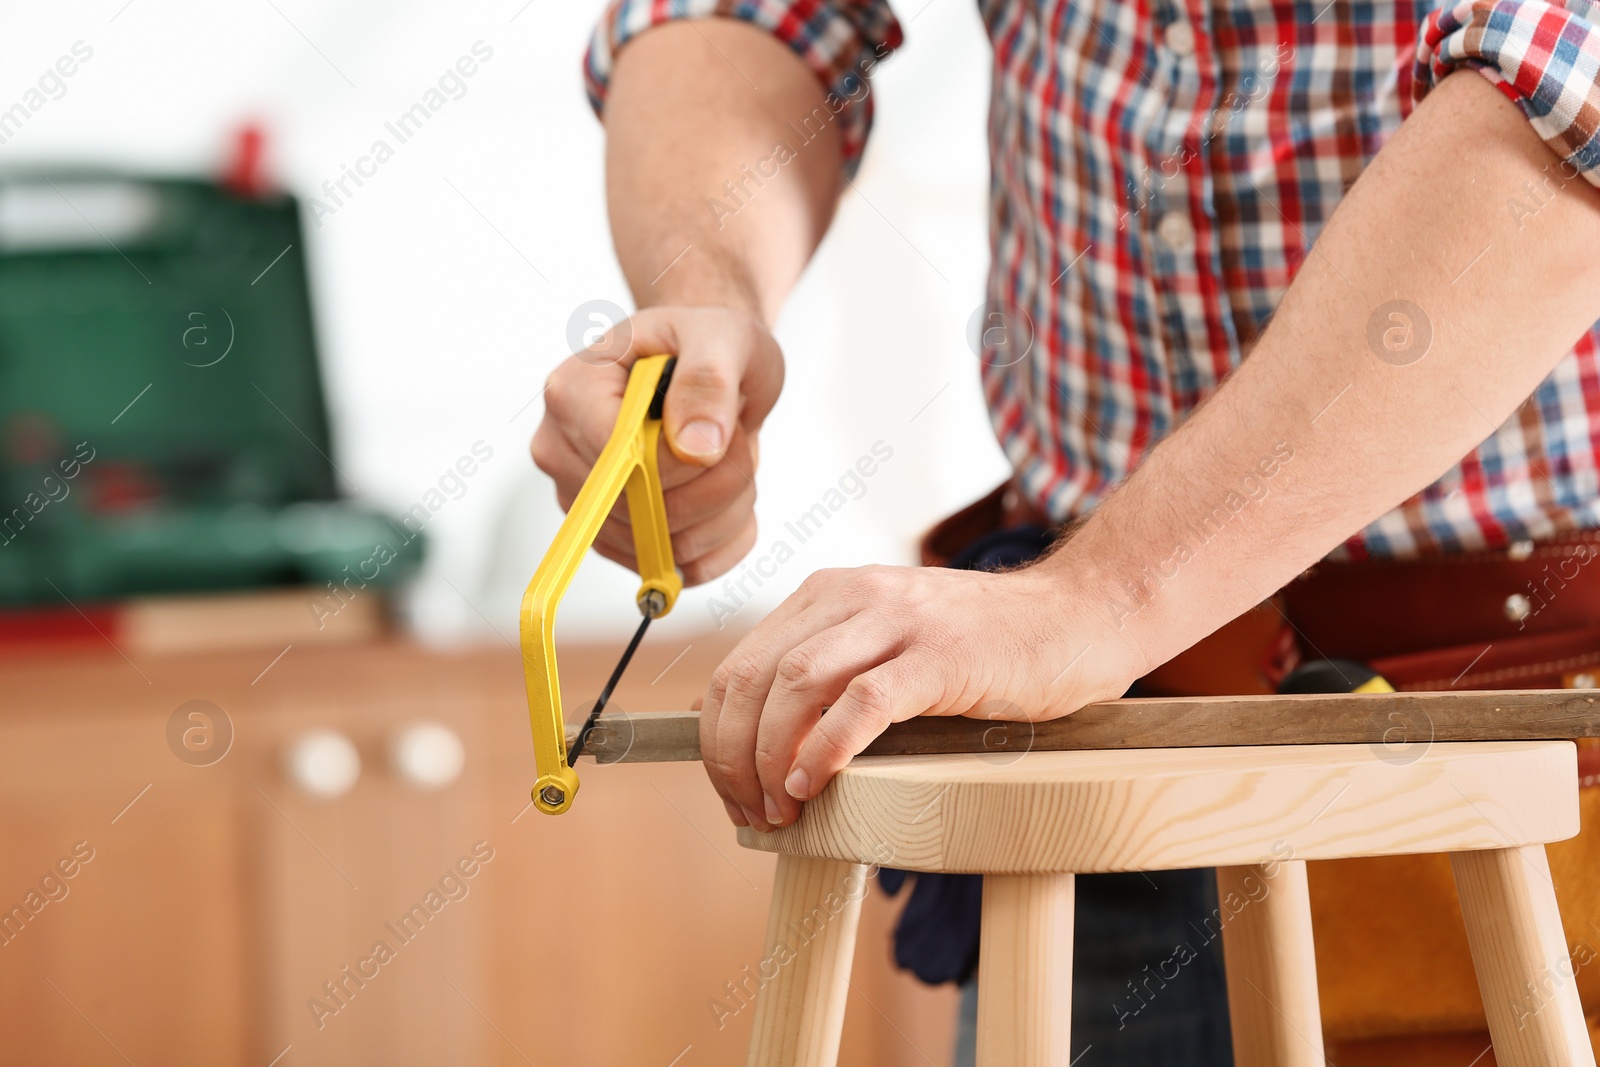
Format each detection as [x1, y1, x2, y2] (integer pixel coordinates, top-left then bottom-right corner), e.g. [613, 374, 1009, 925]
[949, 871, 1235, 1066]
[887, 525, 1235, 1066]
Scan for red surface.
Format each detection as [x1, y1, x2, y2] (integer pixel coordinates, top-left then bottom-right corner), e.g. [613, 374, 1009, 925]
[0, 603, 123, 653]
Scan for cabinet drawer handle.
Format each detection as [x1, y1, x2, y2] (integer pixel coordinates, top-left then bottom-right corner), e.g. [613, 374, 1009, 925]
[391, 722, 465, 790]
[285, 729, 361, 798]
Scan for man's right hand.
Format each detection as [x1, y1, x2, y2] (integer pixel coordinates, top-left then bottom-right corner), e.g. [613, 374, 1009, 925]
[531, 305, 785, 586]
[560, 15, 841, 585]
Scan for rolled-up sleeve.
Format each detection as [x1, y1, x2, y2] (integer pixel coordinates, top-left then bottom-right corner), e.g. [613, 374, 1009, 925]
[585, 0, 903, 172]
[1414, 0, 1600, 184]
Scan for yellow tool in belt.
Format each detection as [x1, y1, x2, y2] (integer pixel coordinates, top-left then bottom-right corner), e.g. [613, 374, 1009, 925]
[520, 355, 682, 815]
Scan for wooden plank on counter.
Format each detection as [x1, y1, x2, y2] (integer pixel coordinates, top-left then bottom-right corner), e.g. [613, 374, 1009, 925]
[568, 689, 1600, 764]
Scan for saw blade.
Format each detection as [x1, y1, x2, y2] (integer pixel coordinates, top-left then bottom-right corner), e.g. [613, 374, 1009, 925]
[565, 612, 654, 766]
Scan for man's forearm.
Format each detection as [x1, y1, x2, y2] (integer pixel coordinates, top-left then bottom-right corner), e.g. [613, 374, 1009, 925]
[605, 19, 843, 323]
[1052, 71, 1600, 678]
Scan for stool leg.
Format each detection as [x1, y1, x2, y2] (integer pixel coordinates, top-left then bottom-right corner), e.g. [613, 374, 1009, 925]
[1451, 846, 1595, 1067]
[976, 873, 1074, 1067]
[745, 854, 867, 1067]
[1216, 861, 1326, 1067]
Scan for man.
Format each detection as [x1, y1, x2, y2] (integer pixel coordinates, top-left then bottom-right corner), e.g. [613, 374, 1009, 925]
[533, 0, 1600, 1059]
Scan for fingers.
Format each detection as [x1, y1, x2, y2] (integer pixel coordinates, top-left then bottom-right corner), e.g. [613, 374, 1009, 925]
[589, 513, 642, 566]
[531, 414, 597, 491]
[699, 678, 743, 827]
[672, 484, 756, 574]
[562, 461, 759, 583]
[754, 618, 904, 826]
[591, 498, 759, 585]
[589, 537, 639, 574]
[661, 424, 758, 519]
[700, 587, 856, 828]
[681, 515, 758, 586]
[546, 411, 755, 523]
[637, 422, 758, 515]
[787, 659, 942, 801]
[541, 358, 629, 466]
[685, 692, 749, 828]
[546, 439, 639, 562]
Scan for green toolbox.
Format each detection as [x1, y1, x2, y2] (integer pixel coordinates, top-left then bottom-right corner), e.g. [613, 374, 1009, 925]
[0, 170, 422, 607]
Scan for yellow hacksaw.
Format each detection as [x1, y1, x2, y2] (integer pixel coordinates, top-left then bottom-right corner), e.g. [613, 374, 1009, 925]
[519, 355, 681, 815]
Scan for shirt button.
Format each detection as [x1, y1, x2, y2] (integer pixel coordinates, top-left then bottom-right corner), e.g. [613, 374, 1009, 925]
[1156, 211, 1195, 251]
[1504, 593, 1532, 623]
[1163, 20, 1196, 57]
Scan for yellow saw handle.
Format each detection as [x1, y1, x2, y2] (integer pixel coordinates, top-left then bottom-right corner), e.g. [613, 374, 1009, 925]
[521, 355, 681, 815]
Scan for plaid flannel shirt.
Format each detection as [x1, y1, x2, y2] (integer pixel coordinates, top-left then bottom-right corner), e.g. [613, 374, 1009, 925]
[586, 0, 1600, 558]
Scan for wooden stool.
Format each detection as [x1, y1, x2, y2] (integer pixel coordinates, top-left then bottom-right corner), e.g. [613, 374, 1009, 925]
[735, 741, 1593, 1067]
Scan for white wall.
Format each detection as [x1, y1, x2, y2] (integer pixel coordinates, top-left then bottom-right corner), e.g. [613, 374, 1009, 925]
[3, 0, 1009, 645]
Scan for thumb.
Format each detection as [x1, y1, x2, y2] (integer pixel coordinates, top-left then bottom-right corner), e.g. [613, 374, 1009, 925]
[657, 328, 763, 468]
[663, 352, 740, 466]
[622, 307, 783, 468]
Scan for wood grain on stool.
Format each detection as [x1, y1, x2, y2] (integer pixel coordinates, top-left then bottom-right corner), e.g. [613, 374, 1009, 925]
[738, 743, 1578, 872]
[746, 854, 868, 1067]
[1452, 845, 1595, 1067]
[1218, 861, 1325, 1067]
[976, 873, 1075, 1067]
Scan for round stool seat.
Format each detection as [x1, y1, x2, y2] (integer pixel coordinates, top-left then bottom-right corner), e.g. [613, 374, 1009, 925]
[737, 741, 1579, 873]
[734, 740, 1594, 1067]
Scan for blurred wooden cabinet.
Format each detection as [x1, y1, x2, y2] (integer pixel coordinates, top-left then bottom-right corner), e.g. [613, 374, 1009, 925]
[0, 638, 955, 1066]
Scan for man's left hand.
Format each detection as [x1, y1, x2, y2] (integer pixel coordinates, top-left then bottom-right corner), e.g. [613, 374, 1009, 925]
[698, 562, 1142, 831]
